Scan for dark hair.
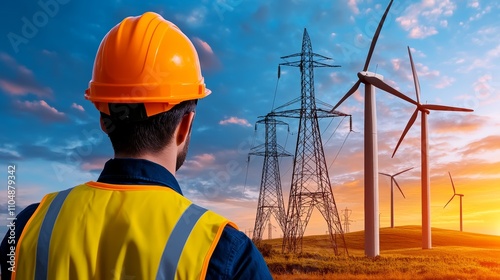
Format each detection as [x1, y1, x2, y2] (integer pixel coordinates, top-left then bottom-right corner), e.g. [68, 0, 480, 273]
[100, 100, 197, 156]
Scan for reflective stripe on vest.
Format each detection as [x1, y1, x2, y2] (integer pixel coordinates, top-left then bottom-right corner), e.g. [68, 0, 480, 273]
[35, 188, 72, 280]
[13, 182, 237, 280]
[157, 204, 206, 280]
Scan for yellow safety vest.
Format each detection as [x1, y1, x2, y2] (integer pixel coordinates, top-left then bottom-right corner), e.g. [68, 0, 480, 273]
[13, 182, 237, 280]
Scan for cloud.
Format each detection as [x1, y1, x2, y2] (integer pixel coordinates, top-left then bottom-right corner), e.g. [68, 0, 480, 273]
[80, 157, 108, 172]
[468, 0, 480, 8]
[414, 62, 440, 79]
[462, 135, 500, 157]
[467, 3, 493, 22]
[391, 58, 402, 71]
[0, 53, 53, 98]
[347, 0, 360, 15]
[353, 89, 364, 102]
[0, 143, 63, 162]
[469, 26, 499, 47]
[473, 74, 493, 98]
[409, 26, 438, 39]
[71, 102, 85, 112]
[183, 153, 216, 171]
[430, 114, 484, 134]
[0, 184, 44, 210]
[0, 145, 21, 161]
[14, 100, 66, 122]
[396, 0, 456, 39]
[176, 148, 254, 202]
[219, 116, 252, 127]
[0, 139, 111, 176]
[435, 76, 455, 89]
[466, 44, 500, 71]
[174, 6, 207, 27]
[487, 44, 500, 58]
[192, 37, 221, 72]
[192, 37, 214, 54]
[387, 49, 442, 87]
[41, 49, 57, 57]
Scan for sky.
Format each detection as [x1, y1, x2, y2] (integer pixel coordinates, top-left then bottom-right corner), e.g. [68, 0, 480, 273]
[1, 0, 499, 241]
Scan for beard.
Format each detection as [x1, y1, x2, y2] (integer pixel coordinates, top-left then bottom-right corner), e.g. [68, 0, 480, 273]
[176, 133, 190, 171]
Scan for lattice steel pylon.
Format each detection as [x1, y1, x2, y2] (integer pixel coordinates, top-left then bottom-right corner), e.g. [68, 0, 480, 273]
[342, 207, 353, 233]
[250, 114, 292, 244]
[270, 28, 349, 255]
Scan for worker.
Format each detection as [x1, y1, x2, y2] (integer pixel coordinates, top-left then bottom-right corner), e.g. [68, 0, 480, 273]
[0, 12, 273, 279]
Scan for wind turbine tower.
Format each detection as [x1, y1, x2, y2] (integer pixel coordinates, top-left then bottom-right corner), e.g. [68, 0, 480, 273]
[444, 172, 465, 232]
[392, 47, 473, 249]
[269, 28, 349, 256]
[379, 167, 413, 228]
[331, 0, 420, 257]
[250, 114, 292, 244]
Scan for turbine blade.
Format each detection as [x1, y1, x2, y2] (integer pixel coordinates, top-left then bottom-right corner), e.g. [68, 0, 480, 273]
[448, 171, 456, 194]
[392, 109, 419, 158]
[363, 75, 418, 106]
[379, 172, 391, 177]
[331, 80, 361, 112]
[393, 179, 406, 199]
[363, 0, 394, 71]
[394, 167, 414, 177]
[423, 104, 474, 112]
[444, 195, 455, 209]
[407, 46, 421, 104]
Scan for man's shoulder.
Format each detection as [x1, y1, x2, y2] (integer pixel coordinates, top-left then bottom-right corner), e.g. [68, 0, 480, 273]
[13, 203, 39, 223]
[220, 224, 248, 244]
[0, 202, 40, 280]
[207, 225, 273, 279]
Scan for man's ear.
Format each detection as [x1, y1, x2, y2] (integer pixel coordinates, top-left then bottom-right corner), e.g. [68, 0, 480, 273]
[100, 116, 108, 134]
[176, 111, 195, 146]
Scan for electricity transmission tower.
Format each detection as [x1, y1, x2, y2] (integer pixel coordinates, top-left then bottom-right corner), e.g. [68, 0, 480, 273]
[269, 28, 349, 255]
[342, 207, 353, 233]
[251, 114, 292, 244]
[268, 220, 277, 240]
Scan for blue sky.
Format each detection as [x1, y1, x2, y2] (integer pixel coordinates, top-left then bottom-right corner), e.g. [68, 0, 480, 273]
[1, 0, 499, 239]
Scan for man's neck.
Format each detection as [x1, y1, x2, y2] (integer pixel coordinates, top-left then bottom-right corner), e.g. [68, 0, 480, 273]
[115, 147, 177, 176]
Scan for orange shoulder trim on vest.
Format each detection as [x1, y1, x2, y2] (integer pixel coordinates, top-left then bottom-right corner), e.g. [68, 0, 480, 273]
[85, 181, 176, 192]
[199, 220, 239, 279]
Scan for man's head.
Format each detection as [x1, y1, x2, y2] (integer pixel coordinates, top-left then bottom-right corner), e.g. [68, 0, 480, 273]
[100, 100, 197, 170]
[85, 12, 210, 171]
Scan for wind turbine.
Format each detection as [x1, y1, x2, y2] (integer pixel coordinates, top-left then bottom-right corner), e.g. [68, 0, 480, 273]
[444, 172, 464, 232]
[379, 167, 413, 228]
[331, 0, 420, 257]
[392, 46, 473, 249]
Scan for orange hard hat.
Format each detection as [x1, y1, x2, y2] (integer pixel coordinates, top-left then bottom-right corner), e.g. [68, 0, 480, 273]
[85, 12, 211, 117]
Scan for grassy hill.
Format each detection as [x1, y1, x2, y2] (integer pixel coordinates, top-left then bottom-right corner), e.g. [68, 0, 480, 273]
[261, 226, 500, 279]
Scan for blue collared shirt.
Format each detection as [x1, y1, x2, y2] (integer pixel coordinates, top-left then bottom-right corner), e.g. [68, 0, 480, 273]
[0, 158, 273, 279]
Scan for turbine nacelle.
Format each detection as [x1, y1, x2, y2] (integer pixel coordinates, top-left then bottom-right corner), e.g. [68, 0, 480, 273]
[331, 69, 420, 113]
[358, 71, 384, 81]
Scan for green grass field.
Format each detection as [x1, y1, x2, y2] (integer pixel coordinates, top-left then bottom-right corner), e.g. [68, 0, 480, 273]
[261, 226, 500, 279]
